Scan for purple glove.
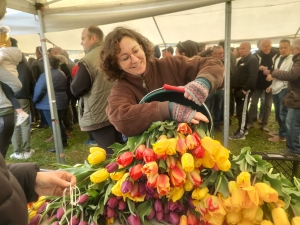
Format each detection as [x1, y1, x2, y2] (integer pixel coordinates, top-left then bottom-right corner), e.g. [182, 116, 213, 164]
[185, 79, 210, 106]
[169, 102, 196, 123]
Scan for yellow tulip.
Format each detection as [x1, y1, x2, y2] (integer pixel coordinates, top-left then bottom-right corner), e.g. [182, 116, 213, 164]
[106, 217, 114, 225]
[237, 220, 255, 225]
[216, 158, 231, 172]
[88, 151, 106, 165]
[228, 181, 237, 193]
[111, 179, 123, 197]
[261, 220, 274, 225]
[89, 147, 106, 154]
[194, 158, 203, 168]
[292, 216, 300, 225]
[218, 193, 233, 212]
[192, 187, 209, 200]
[152, 138, 168, 155]
[181, 153, 195, 172]
[272, 207, 291, 225]
[184, 178, 194, 191]
[166, 138, 177, 155]
[254, 183, 278, 203]
[202, 150, 215, 169]
[167, 187, 185, 202]
[90, 168, 109, 183]
[226, 211, 242, 224]
[33, 196, 46, 210]
[236, 172, 251, 188]
[231, 187, 243, 212]
[253, 207, 263, 224]
[242, 207, 258, 221]
[28, 210, 37, 220]
[208, 215, 225, 225]
[110, 169, 126, 181]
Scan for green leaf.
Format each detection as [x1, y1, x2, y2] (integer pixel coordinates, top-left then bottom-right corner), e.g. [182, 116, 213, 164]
[216, 174, 230, 198]
[158, 159, 167, 173]
[200, 170, 218, 187]
[245, 154, 257, 166]
[87, 189, 99, 197]
[127, 199, 136, 216]
[137, 201, 153, 223]
[103, 183, 113, 205]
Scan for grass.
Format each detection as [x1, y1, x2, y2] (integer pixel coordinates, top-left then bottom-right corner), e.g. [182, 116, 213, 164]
[5, 112, 285, 170]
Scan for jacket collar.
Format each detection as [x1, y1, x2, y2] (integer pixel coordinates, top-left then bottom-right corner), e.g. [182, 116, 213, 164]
[292, 53, 300, 62]
[85, 41, 101, 54]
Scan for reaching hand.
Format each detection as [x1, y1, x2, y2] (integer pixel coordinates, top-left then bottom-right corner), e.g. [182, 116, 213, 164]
[190, 111, 209, 124]
[35, 171, 76, 197]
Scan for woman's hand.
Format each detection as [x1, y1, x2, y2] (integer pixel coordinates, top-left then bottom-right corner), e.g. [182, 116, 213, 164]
[35, 171, 76, 197]
[190, 111, 209, 124]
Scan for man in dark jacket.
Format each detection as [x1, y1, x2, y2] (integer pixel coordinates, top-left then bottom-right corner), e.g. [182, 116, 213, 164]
[248, 39, 280, 131]
[0, 154, 76, 225]
[9, 38, 36, 160]
[230, 42, 259, 140]
[271, 39, 300, 154]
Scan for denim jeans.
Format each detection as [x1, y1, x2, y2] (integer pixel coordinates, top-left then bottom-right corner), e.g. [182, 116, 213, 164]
[286, 107, 300, 153]
[42, 109, 67, 145]
[272, 89, 288, 137]
[204, 89, 224, 125]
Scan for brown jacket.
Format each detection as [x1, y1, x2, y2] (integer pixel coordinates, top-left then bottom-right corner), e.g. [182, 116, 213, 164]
[272, 53, 300, 109]
[106, 56, 224, 137]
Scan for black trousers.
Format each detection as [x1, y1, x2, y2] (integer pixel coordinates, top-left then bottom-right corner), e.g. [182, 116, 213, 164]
[0, 113, 15, 157]
[1, 82, 21, 109]
[234, 89, 252, 133]
[90, 125, 124, 154]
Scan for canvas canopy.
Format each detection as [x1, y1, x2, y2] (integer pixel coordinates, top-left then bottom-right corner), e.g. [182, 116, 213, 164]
[3, 0, 300, 54]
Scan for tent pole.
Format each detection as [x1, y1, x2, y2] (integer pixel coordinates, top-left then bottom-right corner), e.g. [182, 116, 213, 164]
[36, 6, 66, 164]
[152, 16, 166, 49]
[223, 1, 232, 148]
[294, 27, 300, 39]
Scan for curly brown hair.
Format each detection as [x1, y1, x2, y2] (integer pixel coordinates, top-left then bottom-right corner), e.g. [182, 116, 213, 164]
[100, 27, 154, 82]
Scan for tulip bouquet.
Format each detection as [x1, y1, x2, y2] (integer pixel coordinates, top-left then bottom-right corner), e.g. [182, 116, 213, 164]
[29, 121, 300, 225]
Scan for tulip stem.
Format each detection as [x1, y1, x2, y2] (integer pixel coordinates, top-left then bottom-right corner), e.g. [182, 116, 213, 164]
[252, 174, 257, 186]
[147, 138, 150, 148]
[290, 204, 297, 217]
[213, 173, 222, 196]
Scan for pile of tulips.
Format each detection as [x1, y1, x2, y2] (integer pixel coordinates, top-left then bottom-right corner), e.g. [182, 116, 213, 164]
[28, 122, 300, 225]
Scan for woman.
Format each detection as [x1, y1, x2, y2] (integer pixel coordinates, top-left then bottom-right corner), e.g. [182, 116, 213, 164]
[175, 40, 199, 57]
[0, 65, 22, 157]
[33, 56, 68, 152]
[100, 27, 224, 137]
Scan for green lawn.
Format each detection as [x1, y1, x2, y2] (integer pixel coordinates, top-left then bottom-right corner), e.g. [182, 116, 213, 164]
[5, 112, 285, 170]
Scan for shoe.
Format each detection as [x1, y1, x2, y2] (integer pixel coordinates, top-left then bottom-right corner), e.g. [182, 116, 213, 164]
[36, 124, 49, 129]
[83, 139, 98, 146]
[261, 126, 269, 132]
[45, 135, 54, 143]
[280, 148, 300, 155]
[48, 147, 56, 153]
[229, 132, 245, 140]
[258, 118, 262, 124]
[247, 123, 253, 129]
[244, 130, 248, 136]
[268, 131, 278, 136]
[268, 136, 286, 142]
[10, 152, 24, 159]
[24, 149, 35, 159]
[16, 111, 29, 126]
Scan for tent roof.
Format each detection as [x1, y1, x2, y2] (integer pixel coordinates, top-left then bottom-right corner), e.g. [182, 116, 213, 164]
[2, 0, 300, 54]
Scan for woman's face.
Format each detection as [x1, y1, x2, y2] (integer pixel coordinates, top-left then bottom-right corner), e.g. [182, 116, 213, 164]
[117, 36, 147, 76]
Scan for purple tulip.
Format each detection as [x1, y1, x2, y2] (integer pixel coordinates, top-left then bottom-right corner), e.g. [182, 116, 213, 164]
[56, 207, 64, 220]
[78, 221, 88, 225]
[90, 222, 98, 225]
[106, 206, 115, 218]
[71, 215, 80, 225]
[145, 192, 154, 200]
[164, 213, 171, 223]
[147, 207, 156, 220]
[138, 182, 147, 195]
[187, 196, 196, 209]
[118, 200, 126, 211]
[168, 201, 178, 211]
[121, 180, 133, 193]
[145, 185, 156, 194]
[29, 214, 41, 225]
[107, 196, 119, 209]
[154, 199, 163, 212]
[105, 162, 119, 173]
[37, 202, 48, 213]
[155, 210, 164, 222]
[176, 203, 184, 213]
[51, 222, 59, 225]
[48, 215, 57, 223]
[164, 203, 169, 214]
[77, 194, 89, 204]
[169, 212, 180, 225]
[127, 214, 141, 225]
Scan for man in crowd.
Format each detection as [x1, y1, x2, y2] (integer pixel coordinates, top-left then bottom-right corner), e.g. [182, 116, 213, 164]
[161, 46, 174, 57]
[247, 39, 280, 132]
[266, 40, 293, 142]
[271, 39, 300, 154]
[71, 25, 123, 155]
[229, 42, 258, 140]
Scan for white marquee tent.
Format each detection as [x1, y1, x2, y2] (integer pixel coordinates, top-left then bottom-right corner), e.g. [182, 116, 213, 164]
[3, 0, 300, 54]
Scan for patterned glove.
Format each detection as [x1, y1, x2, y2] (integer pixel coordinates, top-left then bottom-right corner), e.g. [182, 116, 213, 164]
[185, 78, 211, 106]
[169, 102, 196, 123]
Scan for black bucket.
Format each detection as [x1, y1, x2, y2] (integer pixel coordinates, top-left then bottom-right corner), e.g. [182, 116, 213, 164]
[139, 85, 213, 136]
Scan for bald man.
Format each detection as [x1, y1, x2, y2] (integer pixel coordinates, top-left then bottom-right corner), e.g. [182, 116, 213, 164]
[229, 42, 259, 140]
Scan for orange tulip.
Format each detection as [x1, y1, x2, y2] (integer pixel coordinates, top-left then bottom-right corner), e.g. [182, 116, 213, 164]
[169, 162, 186, 187]
[177, 136, 187, 155]
[157, 174, 170, 196]
[187, 210, 199, 225]
[166, 156, 176, 169]
[179, 215, 188, 225]
[218, 193, 233, 212]
[187, 169, 202, 187]
[254, 183, 278, 203]
[177, 123, 192, 135]
[185, 133, 200, 150]
[141, 161, 158, 177]
[146, 173, 158, 188]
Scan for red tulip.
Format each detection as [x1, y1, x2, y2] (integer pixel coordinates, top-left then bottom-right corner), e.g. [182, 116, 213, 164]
[143, 148, 156, 163]
[187, 169, 202, 187]
[177, 123, 193, 135]
[117, 152, 134, 167]
[147, 173, 158, 188]
[157, 174, 171, 196]
[130, 182, 139, 198]
[186, 133, 200, 150]
[187, 210, 199, 225]
[191, 145, 204, 158]
[169, 163, 186, 188]
[177, 137, 187, 155]
[135, 144, 145, 160]
[166, 156, 176, 169]
[129, 164, 143, 180]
